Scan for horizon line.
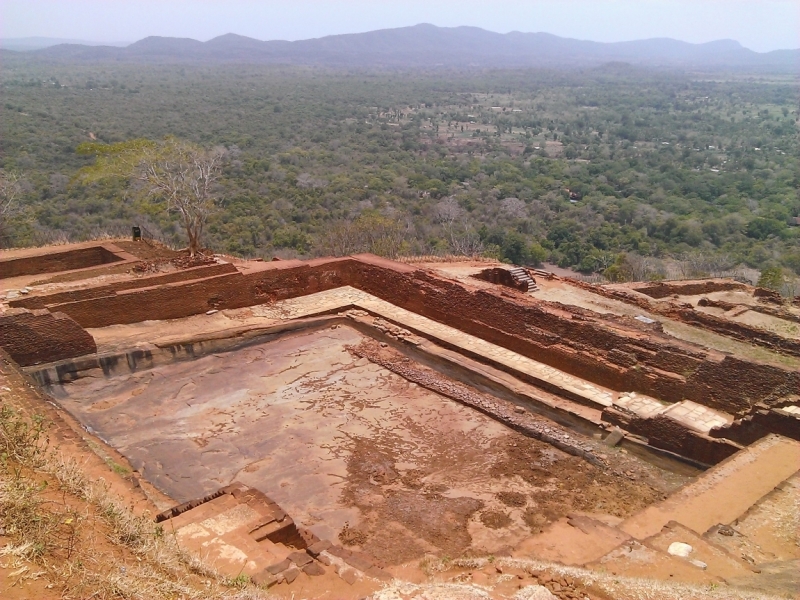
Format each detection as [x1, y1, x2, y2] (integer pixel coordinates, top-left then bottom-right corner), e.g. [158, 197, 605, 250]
[3, 25, 799, 54]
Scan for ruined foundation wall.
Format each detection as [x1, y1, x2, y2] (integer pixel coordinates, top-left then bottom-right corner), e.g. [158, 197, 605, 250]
[601, 407, 742, 466]
[9, 262, 238, 310]
[625, 279, 749, 299]
[569, 278, 800, 359]
[49, 259, 353, 329]
[26, 255, 800, 416]
[0, 244, 127, 279]
[708, 409, 800, 446]
[0, 309, 97, 366]
[659, 306, 800, 358]
[344, 258, 799, 416]
[698, 296, 800, 325]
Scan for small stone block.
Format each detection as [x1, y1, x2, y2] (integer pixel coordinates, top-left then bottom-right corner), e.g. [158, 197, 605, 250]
[283, 567, 300, 584]
[307, 540, 332, 557]
[266, 558, 291, 575]
[317, 553, 332, 566]
[303, 561, 326, 576]
[248, 515, 277, 533]
[267, 506, 287, 521]
[340, 568, 358, 585]
[345, 554, 374, 572]
[327, 545, 351, 559]
[603, 428, 625, 447]
[252, 569, 278, 588]
[288, 551, 313, 567]
[299, 527, 320, 545]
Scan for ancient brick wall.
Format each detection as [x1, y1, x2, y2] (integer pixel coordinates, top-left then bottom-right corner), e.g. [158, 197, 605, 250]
[10, 262, 238, 310]
[0, 309, 97, 366]
[51, 272, 249, 327]
[243, 257, 354, 304]
[0, 245, 127, 279]
[344, 259, 799, 416]
[568, 279, 800, 358]
[660, 306, 800, 358]
[29, 254, 799, 416]
[49, 259, 353, 328]
[709, 408, 800, 445]
[697, 296, 800, 325]
[626, 279, 749, 299]
[602, 407, 742, 466]
[753, 287, 784, 304]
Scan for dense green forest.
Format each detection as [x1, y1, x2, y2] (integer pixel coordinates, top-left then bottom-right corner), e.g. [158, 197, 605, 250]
[1, 58, 798, 284]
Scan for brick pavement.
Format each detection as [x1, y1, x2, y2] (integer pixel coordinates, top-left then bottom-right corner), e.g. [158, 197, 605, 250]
[662, 400, 733, 433]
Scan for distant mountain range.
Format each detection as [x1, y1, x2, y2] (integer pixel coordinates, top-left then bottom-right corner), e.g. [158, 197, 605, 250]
[4, 25, 798, 71]
[0, 37, 130, 51]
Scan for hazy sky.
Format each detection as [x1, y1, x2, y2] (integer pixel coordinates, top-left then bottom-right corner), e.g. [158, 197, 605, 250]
[3, 0, 798, 52]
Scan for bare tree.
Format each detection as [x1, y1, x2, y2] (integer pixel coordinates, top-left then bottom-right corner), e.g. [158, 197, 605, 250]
[434, 197, 484, 256]
[611, 253, 665, 282]
[317, 213, 410, 258]
[706, 253, 736, 278]
[78, 138, 227, 256]
[0, 170, 23, 246]
[675, 250, 739, 280]
[433, 197, 463, 225]
[676, 251, 711, 279]
[628, 254, 665, 281]
[137, 141, 227, 256]
[500, 197, 527, 219]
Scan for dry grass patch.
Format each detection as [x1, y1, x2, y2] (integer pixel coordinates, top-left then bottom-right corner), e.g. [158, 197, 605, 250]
[0, 404, 274, 599]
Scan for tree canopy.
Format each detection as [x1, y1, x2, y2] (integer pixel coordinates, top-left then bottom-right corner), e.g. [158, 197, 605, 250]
[1, 59, 798, 281]
[77, 138, 227, 255]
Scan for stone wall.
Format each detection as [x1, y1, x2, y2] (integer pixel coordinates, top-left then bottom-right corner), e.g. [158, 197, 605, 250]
[602, 407, 742, 466]
[659, 305, 800, 358]
[709, 408, 800, 445]
[625, 279, 749, 299]
[0, 244, 130, 279]
[0, 308, 97, 366]
[569, 278, 800, 358]
[18, 254, 800, 417]
[345, 257, 800, 417]
[697, 296, 800, 325]
[9, 262, 238, 310]
[49, 258, 353, 328]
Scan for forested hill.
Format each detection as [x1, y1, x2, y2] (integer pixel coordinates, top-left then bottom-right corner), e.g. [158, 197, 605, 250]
[14, 25, 800, 71]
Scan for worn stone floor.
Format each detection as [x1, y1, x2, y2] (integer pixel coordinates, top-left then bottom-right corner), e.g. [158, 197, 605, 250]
[49, 326, 587, 553]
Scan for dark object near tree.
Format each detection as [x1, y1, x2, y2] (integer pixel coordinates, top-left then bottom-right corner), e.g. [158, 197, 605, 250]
[132, 226, 141, 241]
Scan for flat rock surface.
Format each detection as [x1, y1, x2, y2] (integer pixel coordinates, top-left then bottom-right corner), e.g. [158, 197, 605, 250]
[47, 325, 662, 565]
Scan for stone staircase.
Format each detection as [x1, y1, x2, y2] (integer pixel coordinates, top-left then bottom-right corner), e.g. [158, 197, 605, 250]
[155, 482, 393, 590]
[509, 267, 539, 292]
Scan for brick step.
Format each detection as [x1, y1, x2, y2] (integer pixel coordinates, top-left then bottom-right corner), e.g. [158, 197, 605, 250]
[156, 482, 392, 589]
[620, 434, 800, 540]
[586, 519, 756, 585]
[508, 267, 538, 292]
[643, 521, 755, 579]
[513, 514, 632, 566]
